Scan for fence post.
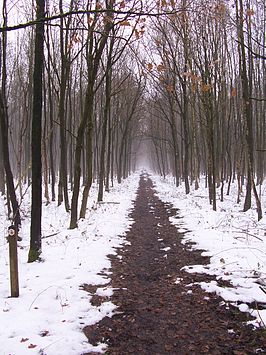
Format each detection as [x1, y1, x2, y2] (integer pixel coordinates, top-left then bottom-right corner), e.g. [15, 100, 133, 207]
[7, 225, 19, 297]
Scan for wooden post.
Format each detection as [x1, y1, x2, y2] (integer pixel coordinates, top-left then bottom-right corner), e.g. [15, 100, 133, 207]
[8, 225, 19, 297]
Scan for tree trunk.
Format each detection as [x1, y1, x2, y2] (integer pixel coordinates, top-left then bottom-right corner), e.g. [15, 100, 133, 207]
[0, 93, 21, 228]
[28, 0, 45, 262]
[236, 0, 262, 220]
[0, 0, 21, 228]
[70, 85, 93, 226]
[57, 0, 71, 212]
[70, 3, 114, 227]
[105, 106, 112, 192]
[0, 124, 5, 194]
[98, 65, 112, 202]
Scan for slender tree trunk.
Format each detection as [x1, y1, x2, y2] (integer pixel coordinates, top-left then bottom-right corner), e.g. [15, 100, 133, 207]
[46, 54, 56, 201]
[57, 0, 71, 211]
[42, 80, 49, 204]
[0, 125, 5, 194]
[105, 107, 112, 192]
[28, 0, 45, 262]
[70, 3, 114, 227]
[0, 93, 21, 228]
[70, 84, 93, 226]
[0, 0, 21, 228]
[236, 0, 262, 220]
[98, 65, 112, 202]
[79, 98, 94, 219]
[181, 0, 190, 194]
[182, 82, 190, 193]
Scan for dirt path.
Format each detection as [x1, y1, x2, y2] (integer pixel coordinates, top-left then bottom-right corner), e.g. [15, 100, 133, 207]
[83, 175, 265, 354]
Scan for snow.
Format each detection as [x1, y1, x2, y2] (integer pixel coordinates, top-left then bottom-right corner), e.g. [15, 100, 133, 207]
[0, 174, 139, 355]
[153, 175, 266, 328]
[0, 172, 265, 354]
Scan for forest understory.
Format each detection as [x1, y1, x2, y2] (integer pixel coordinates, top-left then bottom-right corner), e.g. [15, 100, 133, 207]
[83, 174, 266, 355]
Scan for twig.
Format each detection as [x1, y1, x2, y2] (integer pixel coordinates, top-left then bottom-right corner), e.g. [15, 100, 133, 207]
[250, 97, 266, 102]
[259, 286, 266, 295]
[39, 338, 64, 353]
[0, 8, 185, 33]
[212, 247, 266, 257]
[28, 286, 54, 310]
[255, 300, 266, 328]
[42, 232, 60, 239]
[232, 230, 263, 242]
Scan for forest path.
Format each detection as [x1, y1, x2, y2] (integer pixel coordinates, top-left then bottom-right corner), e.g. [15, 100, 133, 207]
[83, 174, 265, 355]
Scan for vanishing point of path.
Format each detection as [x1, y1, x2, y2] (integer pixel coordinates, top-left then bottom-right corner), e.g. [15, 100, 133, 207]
[83, 174, 265, 355]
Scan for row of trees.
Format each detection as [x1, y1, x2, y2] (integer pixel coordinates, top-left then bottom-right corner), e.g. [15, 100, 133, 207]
[0, 0, 265, 262]
[1, 0, 147, 261]
[144, 0, 265, 218]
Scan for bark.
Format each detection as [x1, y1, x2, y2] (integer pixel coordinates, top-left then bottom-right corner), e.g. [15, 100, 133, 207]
[70, 85, 93, 226]
[181, 0, 190, 194]
[0, 93, 21, 228]
[46, 44, 56, 201]
[79, 93, 94, 220]
[28, 0, 45, 262]
[0, 0, 21, 228]
[105, 105, 112, 192]
[57, 0, 72, 212]
[70, 2, 114, 227]
[182, 81, 190, 194]
[236, 0, 262, 220]
[0, 122, 5, 194]
[98, 64, 112, 202]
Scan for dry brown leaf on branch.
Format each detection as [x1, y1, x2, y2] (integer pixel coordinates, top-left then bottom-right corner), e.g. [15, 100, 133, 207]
[120, 20, 131, 26]
[170, 0, 176, 7]
[231, 88, 237, 97]
[191, 82, 197, 92]
[215, 3, 227, 16]
[157, 64, 166, 72]
[155, 39, 161, 47]
[191, 74, 201, 82]
[182, 71, 191, 78]
[147, 63, 153, 71]
[87, 15, 93, 25]
[103, 16, 113, 24]
[166, 84, 174, 93]
[134, 30, 140, 40]
[96, 2, 103, 10]
[201, 83, 212, 92]
[247, 8, 255, 17]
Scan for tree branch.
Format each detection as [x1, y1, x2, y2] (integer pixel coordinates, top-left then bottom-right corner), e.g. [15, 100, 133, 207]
[250, 96, 266, 102]
[236, 39, 266, 60]
[0, 9, 182, 33]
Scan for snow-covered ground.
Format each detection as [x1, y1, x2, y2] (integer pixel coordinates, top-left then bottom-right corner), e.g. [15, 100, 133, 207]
[0, 174, 139, 355]
[153, 175, 266, 328]
[0, 172, 265, 355]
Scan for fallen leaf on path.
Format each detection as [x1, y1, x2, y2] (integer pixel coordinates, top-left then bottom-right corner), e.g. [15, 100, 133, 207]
[28, 343, 37, 349]
[20, 338, 29, 343]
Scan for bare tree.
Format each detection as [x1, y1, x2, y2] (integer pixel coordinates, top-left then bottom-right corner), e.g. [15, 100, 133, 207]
[235, 0, 262, 220]
[28, 0, 45, 262]
[0, 0, 21, 229]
